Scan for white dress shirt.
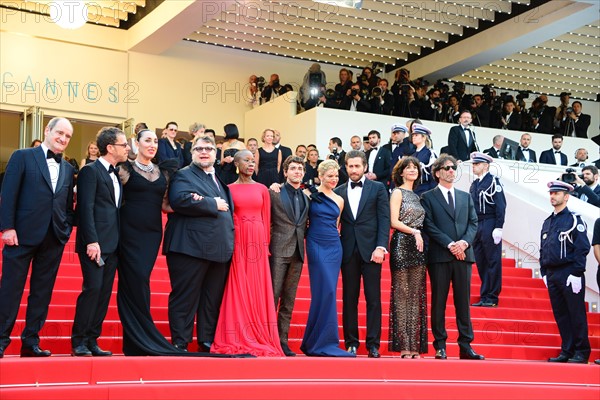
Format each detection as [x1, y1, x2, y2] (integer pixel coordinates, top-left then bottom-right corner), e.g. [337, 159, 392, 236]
[98, 157, 120, 206]
[40, 143, 60, 193]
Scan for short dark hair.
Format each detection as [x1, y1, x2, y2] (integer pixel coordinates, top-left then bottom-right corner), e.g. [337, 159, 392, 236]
[551, 134, 563, 141]
[96, 127, 124, 156]
[367, 130, 380, 139]
[204, 128, 216, 136]
[431, 154, 457, 182]
[582, 165, 598, 175]
[193, 135, 216, 148]
[283, 155, 305, 173]
[30, 139, 42, 147]
[572, 101, 582, 107]
[392, 156, 421, 188]
[345, 149, 367, 166]
[164, 121, 178, 129]
[330, 137, 342, 147]
[379, 78, 388, 86]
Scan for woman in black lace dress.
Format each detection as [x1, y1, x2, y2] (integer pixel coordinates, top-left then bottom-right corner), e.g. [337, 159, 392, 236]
[388, 157, 428, 358]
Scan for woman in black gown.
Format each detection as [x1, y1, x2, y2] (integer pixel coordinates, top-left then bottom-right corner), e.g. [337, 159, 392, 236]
[117, 129, 181, 356]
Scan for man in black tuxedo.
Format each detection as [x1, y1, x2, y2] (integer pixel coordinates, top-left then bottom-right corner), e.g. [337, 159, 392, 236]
[328, 137, 348, 185]
[334, 150, 390, 358]
[71, 127, 130, 357]
[0, 117, 75, 358]
[570, 148, 590, 168]
[365, 130, 392, 189]
[539, 135, 568, 165]
[421, 154, 483, 360]
[163, 135, 234, 352]
[483, 135, 504, 159]
[515, 133, 537, 163]
[447, 110, 479, 161]
[269, 156, 309, 356]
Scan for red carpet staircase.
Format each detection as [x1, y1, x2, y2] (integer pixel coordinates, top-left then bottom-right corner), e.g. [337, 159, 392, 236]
[0, 228, 599, 399]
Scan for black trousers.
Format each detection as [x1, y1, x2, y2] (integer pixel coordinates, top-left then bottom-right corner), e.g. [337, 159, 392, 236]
[428, 260, 474, 352]
[547, 268, 590, 359]
[341, 247, 382, 350]
[270, 248, 304, 344]
[0, 229, 65, 348]
[71, 251, 118, 347]
[169, 252, 230, 346]
[473, 219, 503, 303]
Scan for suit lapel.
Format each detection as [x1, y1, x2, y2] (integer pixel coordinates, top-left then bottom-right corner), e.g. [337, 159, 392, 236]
[434, 187, 455, 219]
[279, 186, 296, 223]
[97, 162, 116, 205]
[337, 183, 354, 221]
[355, 180, 371, 219]
[33, 146, 53, 191]
[191, 165, 221, 197]
[55, 159, 68, 194]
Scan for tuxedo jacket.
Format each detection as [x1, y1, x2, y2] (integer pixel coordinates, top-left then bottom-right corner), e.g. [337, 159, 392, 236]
[334, 179, 390, 264]
[560, 113, 591, 138]
[366, 146, 392, 186]
[75, 160, 122, 254]
[0, 146, 74, 246]
[421, 186, 478, 264]
[500, 112, 522, 131]
[163, 163, 234, 263]
[483, 146, 502, 159]
[269, 187, 309, 261]
[515, 148, 537, 163]
[447, 125, 478, 161]
[539, 149, 567, 165]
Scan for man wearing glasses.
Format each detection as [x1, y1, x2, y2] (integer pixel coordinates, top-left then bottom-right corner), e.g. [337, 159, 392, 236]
[162, 136, 234, 352]
[72, 127, 130, 357]
[420, 154, 484, 361]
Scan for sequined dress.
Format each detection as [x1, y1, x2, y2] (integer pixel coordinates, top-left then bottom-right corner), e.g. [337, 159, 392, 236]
[389, 188, 428, 354]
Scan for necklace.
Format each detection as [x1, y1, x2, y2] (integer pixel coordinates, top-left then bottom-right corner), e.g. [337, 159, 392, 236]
[135, 160, 154, 173]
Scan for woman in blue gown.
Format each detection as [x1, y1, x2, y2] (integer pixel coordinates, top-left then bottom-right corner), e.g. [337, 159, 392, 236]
[301, 160, 355, 357]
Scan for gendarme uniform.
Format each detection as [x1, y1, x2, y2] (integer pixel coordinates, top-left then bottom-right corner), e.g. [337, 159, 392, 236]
[540, 181, 591, 363]
[469, 152, 506, 306]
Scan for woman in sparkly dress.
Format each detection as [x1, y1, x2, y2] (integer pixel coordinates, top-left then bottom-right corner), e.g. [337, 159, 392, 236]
[388, 156, 428, 358]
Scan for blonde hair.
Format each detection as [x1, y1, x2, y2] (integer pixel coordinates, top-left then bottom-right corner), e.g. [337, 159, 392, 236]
[318, 159, 339, 177]
[85, 141, 98, 158]
[261, 128, 275, 143]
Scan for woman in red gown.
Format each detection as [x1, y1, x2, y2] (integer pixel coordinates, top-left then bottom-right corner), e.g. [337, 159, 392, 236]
[211, 150, 284, 356]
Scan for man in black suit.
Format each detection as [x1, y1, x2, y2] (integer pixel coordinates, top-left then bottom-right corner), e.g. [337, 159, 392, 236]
[269, 156, 309, 356]
[0, 117, 75, 358]
[71, 127, 130, 357]
[570, 148, 589, 168]
[328, 137, 348, 185]
[365, 130, 392, 189]
[334, 150, 390, 358]
[446, 110, 479, 162]
[163, 135, 234, 352]
[559, 101, 590, 138]
[483, 135, 504, 159]
[530, 96, 556, 134]
[539, 135, 568, 165]
[421, 154, 484, 360]
[515, 133, 537, 163]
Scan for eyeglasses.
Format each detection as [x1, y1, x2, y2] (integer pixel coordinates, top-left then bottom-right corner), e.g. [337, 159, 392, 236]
[193, 146, 215, 153]
[112, 143, 129, 148]
[441, 165, 457, 171]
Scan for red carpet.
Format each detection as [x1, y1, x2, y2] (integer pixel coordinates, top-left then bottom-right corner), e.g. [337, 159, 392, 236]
[1, 227, 599, 399]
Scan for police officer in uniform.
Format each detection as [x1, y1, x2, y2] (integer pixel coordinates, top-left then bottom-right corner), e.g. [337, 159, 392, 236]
[469, 152, 506, 307]
[541, 181, 591, 364]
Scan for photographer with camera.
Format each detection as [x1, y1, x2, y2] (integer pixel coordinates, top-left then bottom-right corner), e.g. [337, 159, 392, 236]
[328, 137, 348, 185]
[370, 79, 394, 115]
[469, 94, 491, 128]
[419, 88, 444, 122]
[554, 92, 570, 131]
[358, 66, 379, 92]
[300, 63, 329, 111]
[261, 74, 288, 103]
[247, 75, 263, 108]
[499, 100, 522, 131]
[391, 68, 418, 118]
[529, 96, 556, 134]
[445, 95, 461, 124]
[559, 101, 591, 138]
[341, 82, 372, 113]
[570, 166, 600, 207]
[334, 68, 353, 107]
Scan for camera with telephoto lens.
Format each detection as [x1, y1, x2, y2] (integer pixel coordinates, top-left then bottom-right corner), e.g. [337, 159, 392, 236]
[561, 168, 579, 184]
[371, 86, 382, 98]
[351, 88, 360, 97]
[256, 76, 266, 91]
[565, 107, 574, 115]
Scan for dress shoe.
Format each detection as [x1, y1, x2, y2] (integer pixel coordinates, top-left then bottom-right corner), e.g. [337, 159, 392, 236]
[481, 301, 498, 307]
[347, 346, 357, 355]
[173, 343, 188, 352]
[198, 341, 212, 353]
[548, 354, 570, 363]
[88, 344, 112, 357]
[20, 345, 51, 357]
[71, 345, 92, 357]
[471, 301, 484, 307]
[368, 348, 381, 358]
[281, 343, 296, 357]
[567, 355, 588, 364]
[460, 348, 485, 360]
[434, 349, 447, 359]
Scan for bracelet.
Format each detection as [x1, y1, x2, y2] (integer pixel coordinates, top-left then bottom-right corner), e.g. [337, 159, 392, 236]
[411, 229, 421, 235]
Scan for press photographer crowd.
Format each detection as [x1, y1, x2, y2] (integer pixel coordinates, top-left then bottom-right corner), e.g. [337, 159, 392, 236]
[249, 63, 592, 138]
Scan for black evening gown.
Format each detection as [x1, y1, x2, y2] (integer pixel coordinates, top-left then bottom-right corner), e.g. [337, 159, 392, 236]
[256, 147, 280, 187]
[219, 148, 239, 185]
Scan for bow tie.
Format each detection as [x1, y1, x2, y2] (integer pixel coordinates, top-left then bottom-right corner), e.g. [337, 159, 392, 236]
[350, 181, 363, 189]
[371, 147, 378, 151]
[521, 147, 529, 151]
[554, 151, 561, 154]
[108, 165, 120, 175]
[46, 150, 62, 163]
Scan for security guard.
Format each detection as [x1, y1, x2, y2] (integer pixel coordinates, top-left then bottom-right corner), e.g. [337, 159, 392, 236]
[540, 181, 591, 364]
[470, 152, 506, 307]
